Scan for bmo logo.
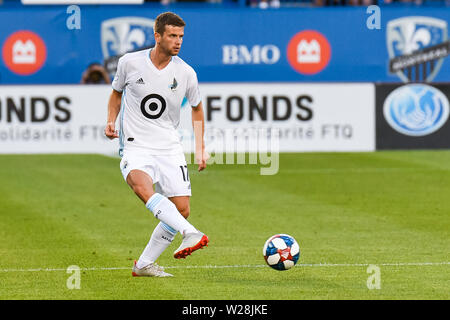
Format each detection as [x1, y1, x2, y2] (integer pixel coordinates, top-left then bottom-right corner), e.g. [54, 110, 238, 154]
[2, 30, 47, 75]
[287, 30, 331, 75]
[222, 45, 280, 64]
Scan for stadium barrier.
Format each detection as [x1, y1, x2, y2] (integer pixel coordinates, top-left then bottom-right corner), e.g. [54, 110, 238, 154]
[1, 82, 448, 154]
[0, 83, 375, 154]
[0, 6, 449, 84]
[193, 83, 375, 153]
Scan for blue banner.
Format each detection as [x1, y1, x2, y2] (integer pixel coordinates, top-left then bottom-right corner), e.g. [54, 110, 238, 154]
[0, 5, 449, 84]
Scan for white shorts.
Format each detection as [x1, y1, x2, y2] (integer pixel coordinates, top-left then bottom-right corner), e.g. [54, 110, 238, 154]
[120, 150, 191, 198]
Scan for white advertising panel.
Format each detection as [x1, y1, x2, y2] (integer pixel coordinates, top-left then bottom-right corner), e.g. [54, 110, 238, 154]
[0, 83, 375, 154]
[181, 83, 376, 153]
[0, 85, 116, 154]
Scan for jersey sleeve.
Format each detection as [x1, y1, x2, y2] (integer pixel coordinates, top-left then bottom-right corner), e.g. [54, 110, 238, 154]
[186, 68, 201, 107]
[111, 57, 126, 92]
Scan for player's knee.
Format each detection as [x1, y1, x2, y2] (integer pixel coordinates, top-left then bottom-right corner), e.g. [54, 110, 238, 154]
[177, 204, 190, 219]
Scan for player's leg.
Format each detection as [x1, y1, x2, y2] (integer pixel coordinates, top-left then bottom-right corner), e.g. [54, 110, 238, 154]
[127, 170, 199, 270]
[126, 169, 155, 202]
[135, 196, 191, 270]
[123, 169, 171, 276]
[167, 196, 210, 259]
[133, 221, 177, 275]
[155, 154, 209, 259]
[171, 196, 208, 259]
[126, 169, 197, 236]
[168, 195, 190, 219]
[122, 156, 196, 276]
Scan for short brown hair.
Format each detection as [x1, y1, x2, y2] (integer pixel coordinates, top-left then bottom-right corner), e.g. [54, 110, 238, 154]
[154, 12, 186, 35]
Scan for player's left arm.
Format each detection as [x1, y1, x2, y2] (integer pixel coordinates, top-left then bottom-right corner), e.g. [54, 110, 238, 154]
[192, 102, 209, 172]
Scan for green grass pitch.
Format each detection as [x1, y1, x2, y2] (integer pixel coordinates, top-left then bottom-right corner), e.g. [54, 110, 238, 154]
[0, 151, 449, 300]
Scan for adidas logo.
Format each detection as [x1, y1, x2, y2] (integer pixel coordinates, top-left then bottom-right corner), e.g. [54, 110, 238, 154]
[136, 78, 145, 84]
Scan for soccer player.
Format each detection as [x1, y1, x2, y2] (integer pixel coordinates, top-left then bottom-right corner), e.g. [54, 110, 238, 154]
[104, 12, 209, 277]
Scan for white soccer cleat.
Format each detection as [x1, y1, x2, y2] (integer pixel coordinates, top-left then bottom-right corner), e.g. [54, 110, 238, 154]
[173, 231, 209, 259]
[132, 260, 173, 277]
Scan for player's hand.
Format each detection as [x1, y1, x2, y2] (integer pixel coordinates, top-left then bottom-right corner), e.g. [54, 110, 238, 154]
[104, 122, 119, 140]
[196, 149, 210, 172]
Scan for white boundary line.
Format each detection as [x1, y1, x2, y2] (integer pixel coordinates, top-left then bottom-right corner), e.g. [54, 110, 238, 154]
[0, 262, 448, 273]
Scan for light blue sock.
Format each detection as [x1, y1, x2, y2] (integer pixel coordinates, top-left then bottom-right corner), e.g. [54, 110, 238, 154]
[145, 193, 196, 235]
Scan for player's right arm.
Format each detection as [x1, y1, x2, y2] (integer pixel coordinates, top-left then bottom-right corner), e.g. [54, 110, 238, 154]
[104, 89, 122, 140]
[105, 56, 127, 140]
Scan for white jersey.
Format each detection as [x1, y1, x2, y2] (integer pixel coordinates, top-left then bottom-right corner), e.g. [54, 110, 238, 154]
[112, 48, 201, 156]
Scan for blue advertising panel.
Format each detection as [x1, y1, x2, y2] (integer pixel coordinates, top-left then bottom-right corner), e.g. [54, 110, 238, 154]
[0, 5, 449, 84]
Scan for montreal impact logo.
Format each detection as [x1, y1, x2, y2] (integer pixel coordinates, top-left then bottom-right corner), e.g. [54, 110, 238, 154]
[384, 17, 450, 136]
[387, 16, 449, 83]
[101, 17, 155, 76]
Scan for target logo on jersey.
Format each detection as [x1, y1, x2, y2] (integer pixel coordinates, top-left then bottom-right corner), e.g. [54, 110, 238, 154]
[263, 234, 300, 271]
[140, 94, 166, 119]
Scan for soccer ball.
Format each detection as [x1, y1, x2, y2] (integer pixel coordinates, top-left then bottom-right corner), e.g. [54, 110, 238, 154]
[263, 234, 300, 271]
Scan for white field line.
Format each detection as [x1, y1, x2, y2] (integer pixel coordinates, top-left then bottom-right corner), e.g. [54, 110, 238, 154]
[0, 262, 448, 273]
